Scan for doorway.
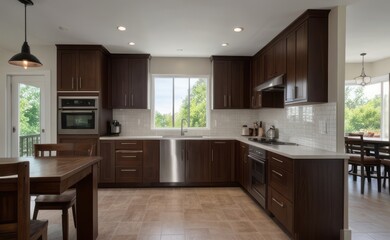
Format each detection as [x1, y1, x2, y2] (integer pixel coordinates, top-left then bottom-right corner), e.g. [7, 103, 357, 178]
[7, 72, 51, 157]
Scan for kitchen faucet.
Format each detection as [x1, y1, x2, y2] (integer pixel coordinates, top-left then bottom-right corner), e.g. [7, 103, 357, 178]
[181, 119, 188, 136]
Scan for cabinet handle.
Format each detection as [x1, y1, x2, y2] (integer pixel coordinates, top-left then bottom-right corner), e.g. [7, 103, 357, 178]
[272, 170, 283, 177]
[122, 155, 137, 158]
[121, 142, 136, 145]
[258, 94, 261, 107]
[228, 95, 232, 107]
[116, 150, 143, 153]
[124, 94, 127, 107]
[272, 197, 284, 208]
[131, 94, 134, 107]
[223, 95, 227, 107]
[79, 77, 82, 89]
[71, 77, 74, 90]
[211, 149, 214, 162]
[121, 169, 137, 172]
[272, 157, 284, 164]
[214, 141, 226, 144]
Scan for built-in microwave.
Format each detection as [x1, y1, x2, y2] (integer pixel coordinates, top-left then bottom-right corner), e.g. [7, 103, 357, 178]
[58, 96, 99, 135]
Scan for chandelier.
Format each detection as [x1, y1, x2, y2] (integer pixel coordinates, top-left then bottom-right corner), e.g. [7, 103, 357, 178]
[354, 53, 371, 86]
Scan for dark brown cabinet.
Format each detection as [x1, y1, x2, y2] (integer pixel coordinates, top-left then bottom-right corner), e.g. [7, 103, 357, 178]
[210, 140, 234, 182]
[285, 11, 329, 105]
[57, 45, 107, 91]
[212, 56, 250, 109]
[267, 151, 344, 240]
[57, 135, 98, 155]
[114, 140, 143, 183]
[143, 141, 160, 183]
[235, 142, 250, 190]
[110, 54, 149, 109]
[186, 140, 211, 183]
[264, 39, 286, 81]
[99, 140, 116, 183]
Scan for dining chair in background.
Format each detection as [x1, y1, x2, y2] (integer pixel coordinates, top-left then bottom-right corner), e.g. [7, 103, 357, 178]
[0, 161, 48, 240]
[345, 135, 382, 194]
[32, 143, 95, 240]
[380, 143, 390, 193]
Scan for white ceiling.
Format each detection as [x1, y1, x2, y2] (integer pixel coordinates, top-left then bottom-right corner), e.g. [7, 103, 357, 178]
[0, 0, 388, 62]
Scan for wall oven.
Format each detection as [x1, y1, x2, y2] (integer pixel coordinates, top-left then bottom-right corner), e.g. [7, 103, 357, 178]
[58, 96, 99, 135]
[248, 145, 267, 209]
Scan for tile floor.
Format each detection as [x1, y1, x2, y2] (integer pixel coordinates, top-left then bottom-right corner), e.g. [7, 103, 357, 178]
[33, 176, 390, 240]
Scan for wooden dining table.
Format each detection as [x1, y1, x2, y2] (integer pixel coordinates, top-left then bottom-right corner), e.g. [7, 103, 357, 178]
[363, 137, 390, 158]
[0, 155, 101, 239]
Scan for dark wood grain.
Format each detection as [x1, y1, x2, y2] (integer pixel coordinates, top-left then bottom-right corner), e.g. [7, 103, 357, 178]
[143, 140, 160, 183]
[186, 140, 211, 183]
[211, 140, 234, 183]
[98, 140, 116, 183]
[212, 60, 230, 109]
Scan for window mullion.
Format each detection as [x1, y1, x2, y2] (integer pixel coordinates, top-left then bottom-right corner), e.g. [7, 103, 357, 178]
[172, 77, 175, 128]
[188, 78, 190, 127]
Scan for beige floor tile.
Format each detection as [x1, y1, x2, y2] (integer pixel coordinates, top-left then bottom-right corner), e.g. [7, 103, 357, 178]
[114, 222, 142, 235]
[161, 234, 186, 240]
[139, 221, 163, 235]
[229, 221, 257, 233]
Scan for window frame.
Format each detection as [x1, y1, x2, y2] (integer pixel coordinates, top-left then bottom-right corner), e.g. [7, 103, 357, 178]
[150, 74, 210, 130]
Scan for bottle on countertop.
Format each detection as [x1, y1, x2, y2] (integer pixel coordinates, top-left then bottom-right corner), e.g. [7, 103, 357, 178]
[258, 121, 264, 137]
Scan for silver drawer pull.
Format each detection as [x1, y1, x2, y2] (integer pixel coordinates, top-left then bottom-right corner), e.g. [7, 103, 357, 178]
[272, 170, 283, 177]
[121, 142, 137, 145]
[116, 150, 143, 153]
[272, 157, 284, 163]
[272, 197, 284, 208]
[121, 169, 137, 172]
[214, 141, 226, 144]
[122, 156, 136, 158]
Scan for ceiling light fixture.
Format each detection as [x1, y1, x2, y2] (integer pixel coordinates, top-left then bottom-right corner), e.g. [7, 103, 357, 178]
[117, 26, 126, 31]
[354, 53, 371, 86]
[233, 27, 243, 32]
[128, 42, 135, 46]
[221, 43, 229, 47]
[9, 0, 42, 69]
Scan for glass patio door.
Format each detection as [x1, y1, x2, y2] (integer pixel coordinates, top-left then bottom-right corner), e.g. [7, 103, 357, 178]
[11, 75, 47, 157]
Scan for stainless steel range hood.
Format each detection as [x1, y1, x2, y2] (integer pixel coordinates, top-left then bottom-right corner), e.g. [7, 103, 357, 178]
[255, 74, 285, 92]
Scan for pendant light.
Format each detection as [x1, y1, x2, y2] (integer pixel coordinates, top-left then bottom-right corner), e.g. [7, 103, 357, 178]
[354, 53, 371, 86]
[8, 0, 42, 69]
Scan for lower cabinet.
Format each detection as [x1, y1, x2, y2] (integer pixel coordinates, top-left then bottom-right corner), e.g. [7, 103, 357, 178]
[99, 140, 115, 183]
[58, 135, 98, 155]
[210, 140, 234, 182]
[267, 152, 344, 240]
[235, 142, 251, 191]
[143, 140, 160, 183]
[186, 140, 211, 183]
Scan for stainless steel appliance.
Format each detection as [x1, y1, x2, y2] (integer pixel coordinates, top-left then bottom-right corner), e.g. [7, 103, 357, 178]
[58, 96, 99, 134]
[248, 137, 298, 146]
[255, 74, 285, 92]
[160, 139, 185, 183]
[266, 125, 277, 140]
[248, 145, 267, 209]
[109, 120, 121, 135]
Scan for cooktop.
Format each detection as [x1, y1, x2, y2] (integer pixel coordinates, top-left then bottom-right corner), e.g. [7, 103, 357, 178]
[248, 137, 298, 146]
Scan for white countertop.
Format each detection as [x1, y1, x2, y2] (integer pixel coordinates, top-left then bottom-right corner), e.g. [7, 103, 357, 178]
[100, 135, 347, 160]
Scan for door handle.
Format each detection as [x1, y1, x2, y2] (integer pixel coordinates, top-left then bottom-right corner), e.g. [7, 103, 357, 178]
[12, 127, 16, 133]
[79, 77, 82, 89]
[71, 77, 74, 90]
[223, 95, 227, 107]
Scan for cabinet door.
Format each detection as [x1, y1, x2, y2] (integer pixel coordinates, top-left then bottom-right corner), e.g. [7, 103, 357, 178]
[57, 50, 78, 91]
[264, 47, 275, 80]
[230, 60, 249, 108]
[213, 61, 230, 109]
[99, 140, 116, 183]
[274, 39, 286, 77]
[129, 59, 148, 109]
[296, 22, 308, 101]
[243, 152, 251, 191]
[78, 50, 100, 91]
[111, 57, 129, 108]
[143, 140, 160, 183]
[286, 32, 296, 102]
[186, 140, 210, 183]
[211, 141, 233, 182]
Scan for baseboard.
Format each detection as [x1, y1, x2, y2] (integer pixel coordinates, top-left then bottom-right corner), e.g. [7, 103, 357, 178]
[340, 229, 352, 240]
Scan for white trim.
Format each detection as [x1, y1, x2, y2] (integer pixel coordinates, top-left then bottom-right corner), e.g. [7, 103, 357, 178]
[151, 74, 210, 130]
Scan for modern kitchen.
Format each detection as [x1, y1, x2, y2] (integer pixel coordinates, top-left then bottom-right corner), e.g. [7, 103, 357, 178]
[1, 1, 390, 240]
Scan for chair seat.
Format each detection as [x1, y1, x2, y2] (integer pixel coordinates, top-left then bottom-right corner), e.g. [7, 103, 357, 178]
[35, 189, 76, 204]
[347, 154, 381, 165]
[0, 220, 48, 240]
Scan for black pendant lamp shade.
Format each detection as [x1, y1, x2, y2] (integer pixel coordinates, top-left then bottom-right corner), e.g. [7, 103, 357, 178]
[8, 0, 42, 69]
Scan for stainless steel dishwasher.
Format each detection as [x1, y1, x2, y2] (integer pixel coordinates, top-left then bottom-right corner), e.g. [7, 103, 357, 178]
[160, 139, 185, 183]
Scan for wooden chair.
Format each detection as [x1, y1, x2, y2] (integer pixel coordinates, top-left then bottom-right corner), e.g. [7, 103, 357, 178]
[33, 143, 94, 240]
[0, 161, 48, 240]
[380, 143, 390, 193]
[345, 135, 382, 194]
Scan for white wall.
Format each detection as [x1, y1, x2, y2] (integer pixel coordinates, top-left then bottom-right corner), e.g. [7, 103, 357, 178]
[0, 45, 57, 157]
[150, 57, 211, 75]
[346, 56, 390, 80]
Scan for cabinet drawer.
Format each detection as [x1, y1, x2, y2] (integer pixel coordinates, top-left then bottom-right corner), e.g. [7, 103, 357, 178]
[115, 166, 142, 183]
[116, 151, 142, 166]
[268, 187, 293, 234]
[269, 164, 293, 201]
[268, 152, 293, 172]
[115, 140, 143, 150]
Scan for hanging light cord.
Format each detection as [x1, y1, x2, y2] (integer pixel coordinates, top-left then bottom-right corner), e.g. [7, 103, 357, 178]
[24, 3, 27, 42]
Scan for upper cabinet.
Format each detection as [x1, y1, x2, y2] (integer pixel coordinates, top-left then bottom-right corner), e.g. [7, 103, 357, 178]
[264, 39, 286, 81]
[285, 11, 329, 104]
[110, 54, 150, 109]
[212, 56, 251, 109]
[57, 45, 108, 92]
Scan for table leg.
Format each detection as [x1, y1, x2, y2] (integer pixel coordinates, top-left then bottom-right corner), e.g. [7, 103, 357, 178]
[76, 163, 98, 239]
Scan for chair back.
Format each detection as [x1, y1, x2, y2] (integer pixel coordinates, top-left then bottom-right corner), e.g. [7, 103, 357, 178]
[345, 135, 365, 162]
[34, 143, 95, 157]
[0, 161, 30, 240]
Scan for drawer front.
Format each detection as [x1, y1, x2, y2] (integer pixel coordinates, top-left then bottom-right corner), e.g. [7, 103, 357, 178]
[115, 166, 142, 183]
[268, 187, 293, 234]
[116, 151, 143, 166]
[268, 152, 293, 172]
[269, 164, 293, 201]
[115, 140, 143, 150]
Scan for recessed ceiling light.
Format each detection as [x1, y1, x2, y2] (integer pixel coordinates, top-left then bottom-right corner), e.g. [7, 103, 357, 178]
[117, 26, 126, 31]
[221, 43, 229, 47]
[128, 42, 135, 46]
[233, 27, 244, 32]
